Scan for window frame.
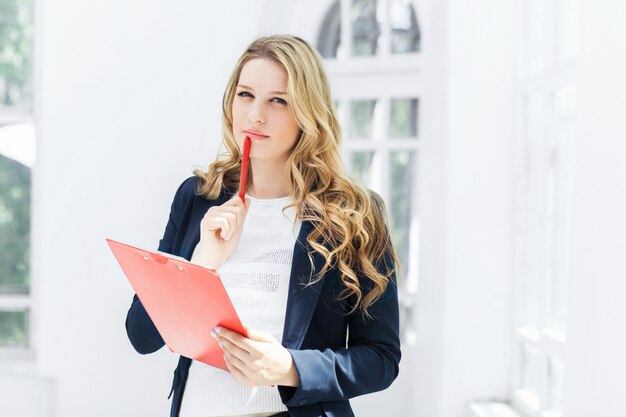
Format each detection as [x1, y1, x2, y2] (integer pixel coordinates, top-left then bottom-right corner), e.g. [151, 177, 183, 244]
[511, 0, 577, 415]
[319, 0, 422, 342]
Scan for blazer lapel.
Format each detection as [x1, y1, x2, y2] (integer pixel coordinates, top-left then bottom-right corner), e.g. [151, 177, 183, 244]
[281, 220, 325, 349]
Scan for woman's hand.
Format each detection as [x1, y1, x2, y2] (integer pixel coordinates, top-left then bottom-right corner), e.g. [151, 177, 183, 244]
[212, 325, 301, 388]
[191, 196, 251, 270]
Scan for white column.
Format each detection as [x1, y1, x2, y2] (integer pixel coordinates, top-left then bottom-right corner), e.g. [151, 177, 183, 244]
[563, 2, 626, 416]
[413, 0, 515, 415]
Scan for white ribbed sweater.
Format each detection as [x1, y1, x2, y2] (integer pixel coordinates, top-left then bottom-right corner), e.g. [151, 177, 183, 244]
[179, 194, 301, 417]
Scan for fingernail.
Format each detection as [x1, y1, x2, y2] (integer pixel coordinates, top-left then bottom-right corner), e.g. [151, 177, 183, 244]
[210, 330, 217, 338]
[215, 326, 222, 334]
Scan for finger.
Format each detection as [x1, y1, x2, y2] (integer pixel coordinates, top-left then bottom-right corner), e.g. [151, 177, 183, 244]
[215, 327, 255, 353]
[208, 205, 244, 218]
[203, 216, 232, 237]
[245, 326, 277, 343]
[227, 200, 250, 239]
[217, 212, 237, 239]
[223, 347, 252, 374]
[224, 354, 250, 384]
[208, 207, 245, 239]
[219, 337, 250, 362]
[206, 208, 238, 230]
[223, 195, 246, 208]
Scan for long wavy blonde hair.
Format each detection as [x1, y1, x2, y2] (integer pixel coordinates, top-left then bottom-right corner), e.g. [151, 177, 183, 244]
[193, 35, 399, 317]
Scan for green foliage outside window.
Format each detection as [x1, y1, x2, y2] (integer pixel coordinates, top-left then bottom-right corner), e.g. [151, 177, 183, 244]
[0, 154, 30, 293]
[0, 309, 28, 346]
[0, 0, 33, 108]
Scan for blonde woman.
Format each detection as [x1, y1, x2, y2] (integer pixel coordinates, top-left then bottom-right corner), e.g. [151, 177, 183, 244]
[126, 35, 401, 417]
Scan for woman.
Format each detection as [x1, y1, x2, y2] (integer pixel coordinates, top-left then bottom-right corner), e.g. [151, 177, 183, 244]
[125, 35, 401, 417]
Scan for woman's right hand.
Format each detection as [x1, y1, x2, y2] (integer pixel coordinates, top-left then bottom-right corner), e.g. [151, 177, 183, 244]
[191, 196, 251, 270]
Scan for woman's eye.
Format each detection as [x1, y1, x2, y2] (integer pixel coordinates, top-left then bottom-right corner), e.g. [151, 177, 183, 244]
[271, 97, 288, 105]
[237, 91, 253, 98]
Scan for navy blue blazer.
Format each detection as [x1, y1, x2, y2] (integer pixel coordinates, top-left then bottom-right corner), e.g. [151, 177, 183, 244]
[125, 176, 401, 417]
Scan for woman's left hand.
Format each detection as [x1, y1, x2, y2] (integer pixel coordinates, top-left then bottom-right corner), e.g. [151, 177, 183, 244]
[212, 325, 301, 388]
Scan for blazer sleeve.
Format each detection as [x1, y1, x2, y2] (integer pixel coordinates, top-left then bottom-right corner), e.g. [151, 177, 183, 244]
[124, 177, 194, 354]
[280, 251, 401, 406]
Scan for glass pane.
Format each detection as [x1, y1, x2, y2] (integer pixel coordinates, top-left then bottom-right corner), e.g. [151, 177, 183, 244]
[390, 98, 418, 138]
[0, 0, 34, 110]
[520, 344, 548, 410]
[523, 226, 546, 329]
[556, 0, 578, 61]
[0, 309, 29, 347]
[0, 151, 31, 294]
[553, 85, 576, 119]
[334, 99, 342, 124]
[349, 99, 379, 139]
[390, 0, 420, 53]
[526, 91, 546, 167]
[522, 92, 548, 329]
[527, 91, 546, 134]
[317, 0, 341, 59]
[351, 0, 380, 56]
[389, 151, 416, 281]
[350, 151, 375, 188]
[548, 357, 565, 414]
[545, 86, 576, 334]
[526, 0, 547, 75]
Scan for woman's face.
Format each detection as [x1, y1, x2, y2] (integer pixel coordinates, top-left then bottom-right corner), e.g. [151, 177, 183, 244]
[232, 58, 301, 163]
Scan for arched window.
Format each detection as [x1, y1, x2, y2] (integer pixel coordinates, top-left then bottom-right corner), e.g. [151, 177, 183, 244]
[317, 0, 421, 344]
[317, 0, 420, 58]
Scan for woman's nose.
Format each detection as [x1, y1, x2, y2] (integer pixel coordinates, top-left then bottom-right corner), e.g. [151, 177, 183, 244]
[247, 102, 265, 125]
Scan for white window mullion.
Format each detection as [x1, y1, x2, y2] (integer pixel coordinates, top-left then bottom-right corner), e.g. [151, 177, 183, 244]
[324, 55, 423, 76]
[343, 139, 420, 150]
[340, 0, 353, 59]
[516, 327, 565, 362]
[0, 295, 32, 310]
[378, 0, 391, 58]
[378, 96, 391, 204]
[337, 98, 351, 169]
[0, 111, 33, 125]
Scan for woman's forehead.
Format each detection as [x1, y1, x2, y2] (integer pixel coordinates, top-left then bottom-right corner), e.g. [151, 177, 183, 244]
[238, 58, 288, 91]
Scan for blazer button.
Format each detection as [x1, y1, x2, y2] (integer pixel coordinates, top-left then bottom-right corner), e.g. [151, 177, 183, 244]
[299, 399, 308, 406]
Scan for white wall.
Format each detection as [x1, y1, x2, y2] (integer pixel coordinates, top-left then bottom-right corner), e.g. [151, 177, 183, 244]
[563, 2, 626, 416]
[34, 2, 263, 416]
[413, 0, 515, 416]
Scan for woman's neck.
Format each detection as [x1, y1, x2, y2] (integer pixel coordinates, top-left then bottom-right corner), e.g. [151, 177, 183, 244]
[247, 158, 288, 199]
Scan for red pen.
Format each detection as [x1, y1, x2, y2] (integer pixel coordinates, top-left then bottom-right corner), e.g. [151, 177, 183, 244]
[238, 136, 251, 202]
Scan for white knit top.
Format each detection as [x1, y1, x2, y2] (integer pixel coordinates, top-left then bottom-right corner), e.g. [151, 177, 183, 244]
[179, 194, 301, 417]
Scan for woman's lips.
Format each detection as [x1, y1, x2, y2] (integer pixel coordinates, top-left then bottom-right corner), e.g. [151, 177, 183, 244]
[244, 130, 269, 140]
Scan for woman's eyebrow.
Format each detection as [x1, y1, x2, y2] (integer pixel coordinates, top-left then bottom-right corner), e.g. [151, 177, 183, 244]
[237, 84, 287, 95]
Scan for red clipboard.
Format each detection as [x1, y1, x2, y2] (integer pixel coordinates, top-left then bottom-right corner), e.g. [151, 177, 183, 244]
[106, 238, 246, 370]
